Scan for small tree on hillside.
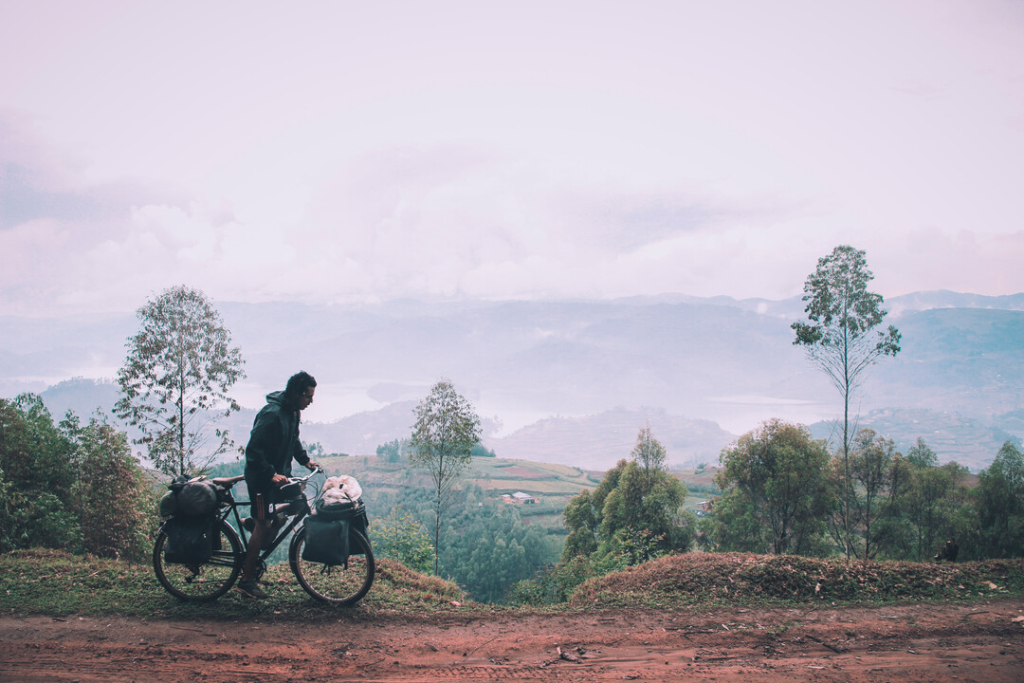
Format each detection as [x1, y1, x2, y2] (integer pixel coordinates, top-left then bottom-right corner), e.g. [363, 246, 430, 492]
[631, 424, 667, 473]
[849, 428, 905, 561]
[715, 419, 834, 556]
[975, 441, 1024, 558]
[409, 379, 482, 574]
[563, 427, 694, 567]
[792, 245, 901, 558]
[71, 417, 157, 561]
[115, 286, 245, 476]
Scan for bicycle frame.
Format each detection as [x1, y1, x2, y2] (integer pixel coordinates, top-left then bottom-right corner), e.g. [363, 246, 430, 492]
[218, 467, 323, 565]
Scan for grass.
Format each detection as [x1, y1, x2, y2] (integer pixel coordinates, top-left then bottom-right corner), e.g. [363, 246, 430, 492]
[4, 548, 1022, 621]
[0, 549, 474, 621]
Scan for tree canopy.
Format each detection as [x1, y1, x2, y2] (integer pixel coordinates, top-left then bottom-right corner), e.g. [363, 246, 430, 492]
[115, 285, 245, 476]
[713, 419, 833, 556]
[563, 427, 694, 568]
[409, 379, 482, 574]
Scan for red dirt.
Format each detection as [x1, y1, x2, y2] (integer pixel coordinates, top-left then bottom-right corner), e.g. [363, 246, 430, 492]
[2, 600, 1023, 682]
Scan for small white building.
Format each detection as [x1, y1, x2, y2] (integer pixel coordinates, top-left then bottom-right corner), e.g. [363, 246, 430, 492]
[503, 491, 537, 504]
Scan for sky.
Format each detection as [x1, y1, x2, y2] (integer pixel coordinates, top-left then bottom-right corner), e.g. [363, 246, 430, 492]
[1, 0, 1023, 317]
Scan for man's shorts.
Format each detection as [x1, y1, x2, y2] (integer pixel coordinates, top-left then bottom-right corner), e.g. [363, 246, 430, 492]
[244, 474, 280, 522]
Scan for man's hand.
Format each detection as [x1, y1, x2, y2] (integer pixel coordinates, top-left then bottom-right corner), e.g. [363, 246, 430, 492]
[271, 473, 289, 486]
[307, 460, 321, 471]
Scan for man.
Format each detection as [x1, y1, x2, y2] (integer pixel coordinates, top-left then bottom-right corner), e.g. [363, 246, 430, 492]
[237, 371, 321, 599]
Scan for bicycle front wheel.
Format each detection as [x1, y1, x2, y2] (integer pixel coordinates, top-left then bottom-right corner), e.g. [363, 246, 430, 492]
[289, 529, 374, 605]
[153, 519, 242, 602]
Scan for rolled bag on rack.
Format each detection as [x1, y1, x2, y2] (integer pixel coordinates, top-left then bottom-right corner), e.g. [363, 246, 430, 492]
[301, 500, 369, 566]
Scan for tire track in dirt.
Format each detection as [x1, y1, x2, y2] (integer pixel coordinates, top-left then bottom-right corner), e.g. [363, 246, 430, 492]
[1, 601, 1023, 682]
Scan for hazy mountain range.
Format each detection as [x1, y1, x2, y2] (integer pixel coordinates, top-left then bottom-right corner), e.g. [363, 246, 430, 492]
[2, 290, 1022, 471]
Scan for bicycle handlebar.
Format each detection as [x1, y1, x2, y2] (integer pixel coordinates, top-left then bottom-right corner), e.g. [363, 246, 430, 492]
[288, 465, 324, 486]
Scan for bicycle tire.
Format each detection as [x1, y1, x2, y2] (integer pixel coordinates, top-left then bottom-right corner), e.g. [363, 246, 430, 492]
[289, 528, 374, 606]
[153, 518, 242, 602]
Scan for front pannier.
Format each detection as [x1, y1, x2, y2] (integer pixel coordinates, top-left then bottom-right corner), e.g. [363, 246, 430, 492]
[315, 500, 369, 554]
[302, 500, 368, 565]
[302, 515, 349, 566]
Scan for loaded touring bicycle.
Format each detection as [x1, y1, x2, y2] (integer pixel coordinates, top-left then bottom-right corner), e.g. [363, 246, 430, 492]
[153, 467, 374, 605]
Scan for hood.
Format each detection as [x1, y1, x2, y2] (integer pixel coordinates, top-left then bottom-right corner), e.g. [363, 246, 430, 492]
[266, 390, 286, 405]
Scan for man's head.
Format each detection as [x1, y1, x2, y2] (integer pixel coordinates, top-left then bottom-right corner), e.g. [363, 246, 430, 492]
[284, 371, 317, 411]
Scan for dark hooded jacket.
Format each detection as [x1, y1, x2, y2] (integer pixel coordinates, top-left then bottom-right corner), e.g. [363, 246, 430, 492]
[244, 391, 310, 493]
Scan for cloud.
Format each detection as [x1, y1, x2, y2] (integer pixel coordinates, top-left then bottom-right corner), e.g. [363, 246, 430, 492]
[1, 2, 1023, 315]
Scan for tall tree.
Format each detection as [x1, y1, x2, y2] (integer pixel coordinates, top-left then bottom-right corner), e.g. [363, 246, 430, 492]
[975, 441, 1024, 558]
[409, 379, 482, 574]
[792, 245, 901, 558]
[714, 419, 834, 555]
[115, 286, 245, 476]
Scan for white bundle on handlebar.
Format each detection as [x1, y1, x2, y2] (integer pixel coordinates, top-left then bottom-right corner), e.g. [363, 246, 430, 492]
[322, 475, 362, 503]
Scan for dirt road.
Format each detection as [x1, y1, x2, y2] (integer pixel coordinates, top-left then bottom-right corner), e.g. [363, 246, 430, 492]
[2, 600, 1023, 682]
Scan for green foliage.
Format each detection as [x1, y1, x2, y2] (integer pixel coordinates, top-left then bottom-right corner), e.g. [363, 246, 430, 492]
[115, 285, 245, 476]
[850, 428, 903, 561]
[537, 427, 695, 603]
[561, 489, 598, 557]
[975, 441, 1024, 558]
[375, 438, 403, 463]
[370, 507, 434, 574]
[409, 379, 482, 574]
[713, 420, 834, 556]
[0, 395, 158, 561]
[563, 428, 696, 566]
[906, 437, 938, 468]
[791, 245, 902, 368]
[611, 526, 667, 568]
[471, 443, 496, 457]
[0, 395, 80, 553]
[438, 500, 559, 603]
[70, 418, 159, 562]
[631, 425, 666, 472]
[506, 555, 597, 605]
[598, 459, 693, 561]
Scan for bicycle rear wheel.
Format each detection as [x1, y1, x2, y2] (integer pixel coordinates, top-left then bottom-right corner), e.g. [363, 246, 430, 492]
[289, 529, 374, 605]
[153, 519, 242, 602]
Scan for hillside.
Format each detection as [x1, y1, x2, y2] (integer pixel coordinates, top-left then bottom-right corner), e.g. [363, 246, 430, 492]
[3, 292, 1022, 471]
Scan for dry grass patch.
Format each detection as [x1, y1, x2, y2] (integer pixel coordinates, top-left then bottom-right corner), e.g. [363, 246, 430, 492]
[569, 552, 1024, 608]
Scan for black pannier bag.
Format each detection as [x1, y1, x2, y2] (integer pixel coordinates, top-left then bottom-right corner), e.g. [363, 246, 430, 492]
[302, 515, 350, 566]
[176, 480, 221, 517]
[164, 516, 220, 564]
[302, 500, 369, 565]
[315, 500, 369, 553]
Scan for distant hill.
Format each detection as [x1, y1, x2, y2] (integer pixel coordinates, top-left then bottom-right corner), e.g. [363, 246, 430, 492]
[2, 292, 1021, 472]
[808, 408, 1021, 470]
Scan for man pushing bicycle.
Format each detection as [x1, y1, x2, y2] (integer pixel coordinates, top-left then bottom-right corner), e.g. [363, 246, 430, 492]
[237, 371, 322, 599]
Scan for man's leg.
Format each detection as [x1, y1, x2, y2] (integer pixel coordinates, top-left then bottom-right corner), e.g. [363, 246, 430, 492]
[237, 492, 271, 599]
